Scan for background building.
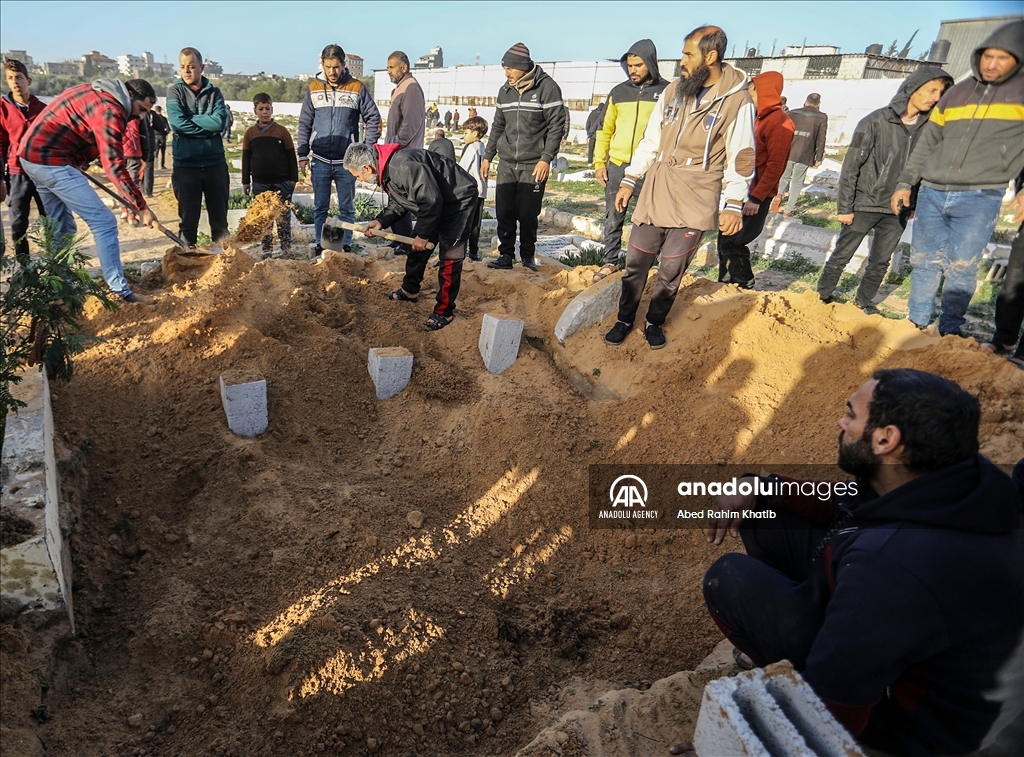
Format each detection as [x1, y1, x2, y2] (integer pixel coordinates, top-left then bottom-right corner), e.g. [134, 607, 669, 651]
[345, 53, 363, 78]
[927, 14, 1024, 80]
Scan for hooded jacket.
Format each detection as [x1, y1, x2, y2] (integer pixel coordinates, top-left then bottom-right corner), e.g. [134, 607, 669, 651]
[373, 145, 478, 243]
[593, 39, 669, 170]
[897, 20, 1024, 193]
[166, 75, 227, 169]
[0, 91, 45, 176]
[18, 79, 147, 211]
[297, 69, 381, 165]
[622, 62, 756, 230]
[767, 456, 1024, 755]
[839, 66, 953, 214]
[749, 72, 794, 202]
[787, 103, 828, 166]
[482, 64, 566, 169]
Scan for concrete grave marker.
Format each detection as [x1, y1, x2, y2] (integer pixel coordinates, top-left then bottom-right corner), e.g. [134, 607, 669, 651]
[479, 315, 524, 375]
[368, 347, 413, 399]
[220, 370, 268, 437]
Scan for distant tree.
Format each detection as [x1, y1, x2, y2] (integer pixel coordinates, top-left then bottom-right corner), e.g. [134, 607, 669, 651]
[360, 75, 374, 99]
[884, 40, 899, 57]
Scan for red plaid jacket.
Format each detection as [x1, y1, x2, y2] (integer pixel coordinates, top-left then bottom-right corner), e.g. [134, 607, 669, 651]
[19, 82, 146, 211]
[0, 92, 46, 176]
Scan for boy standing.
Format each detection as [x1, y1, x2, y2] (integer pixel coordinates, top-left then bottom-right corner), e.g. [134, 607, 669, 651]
[242, 93, 298, 257]
[0, 58, 46, 264]
[459, 116, 489, 261]
[168, 46, 229, 247]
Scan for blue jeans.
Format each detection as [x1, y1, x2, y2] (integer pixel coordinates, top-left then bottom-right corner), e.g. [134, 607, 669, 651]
[20, 160, 131, 297]
[907, 186, 1003, 334]
[311, 160, 355, 250]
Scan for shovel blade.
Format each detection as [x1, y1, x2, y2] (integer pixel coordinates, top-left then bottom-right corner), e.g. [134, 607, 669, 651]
[320, 218, 349, 252]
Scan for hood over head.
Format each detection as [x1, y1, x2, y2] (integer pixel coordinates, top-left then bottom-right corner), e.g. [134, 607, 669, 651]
[92, 78, 132, 114]
[751, 71, 784, 115]
[374, 142, 402, 185]
[620, 39, 662, 85]
[888, 65, 953, 116]
[971, 19, 1024, 83]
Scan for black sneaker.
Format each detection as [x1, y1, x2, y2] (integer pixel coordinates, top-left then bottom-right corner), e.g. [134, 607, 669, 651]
[343, 245, 352, 253]
[605, 321, 633, 345]
[466, 253, 480, 261]
[820, 295, 834, 304]
[521, 257, 539, 271]
[644, 323, 666, 349]
[487, 255, 514, 270]
[311, 245, 323, 259]
[857, 302, 878, 314]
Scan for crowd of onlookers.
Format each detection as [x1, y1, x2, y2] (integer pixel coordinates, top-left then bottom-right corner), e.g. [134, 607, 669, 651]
[0, 23, 1021, 354]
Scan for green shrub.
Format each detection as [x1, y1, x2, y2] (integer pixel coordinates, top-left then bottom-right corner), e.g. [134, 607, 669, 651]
[561, 244, 612, 268]
[228, 189, 251, 209]
[292, 204, 315, 224]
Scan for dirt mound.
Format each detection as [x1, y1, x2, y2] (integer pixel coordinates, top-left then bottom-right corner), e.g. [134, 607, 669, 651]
[3, 251, 1021, 757]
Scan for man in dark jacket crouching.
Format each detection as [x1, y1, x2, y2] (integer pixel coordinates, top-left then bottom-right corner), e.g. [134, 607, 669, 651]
[346, 142, 478, 331]
[702, 368, 1024, 755]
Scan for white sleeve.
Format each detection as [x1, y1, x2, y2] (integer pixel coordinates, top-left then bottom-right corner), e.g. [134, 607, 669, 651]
[620, 93, 668, 187]
[721, 100, 756, 212]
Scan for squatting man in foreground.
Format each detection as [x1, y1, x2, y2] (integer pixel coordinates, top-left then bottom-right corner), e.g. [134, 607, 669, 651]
[696, 369, 1024, 756]
[345, 141, 478, 331]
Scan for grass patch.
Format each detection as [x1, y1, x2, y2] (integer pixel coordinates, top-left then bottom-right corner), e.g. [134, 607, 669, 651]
[545, 198, 604, 220]
[800, 215, 842, 230]
[561, 244, 611, 268]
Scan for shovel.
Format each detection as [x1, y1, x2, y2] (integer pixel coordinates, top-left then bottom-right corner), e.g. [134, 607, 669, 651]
[321, 217, 435, 252]
[79, 168, 194, 250]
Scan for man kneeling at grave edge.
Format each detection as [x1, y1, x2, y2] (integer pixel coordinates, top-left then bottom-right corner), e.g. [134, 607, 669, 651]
[345, 142, 478, 331]
[699, 368, 1024, 756]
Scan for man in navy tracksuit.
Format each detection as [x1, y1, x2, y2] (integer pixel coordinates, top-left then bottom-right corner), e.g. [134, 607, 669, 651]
[702, 369, 1024, 755]
[297, 44, 381, 257]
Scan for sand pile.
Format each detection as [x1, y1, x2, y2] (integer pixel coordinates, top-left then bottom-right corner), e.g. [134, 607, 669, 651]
[233, 191, 293, 245]
[2, 252, 1021, 756]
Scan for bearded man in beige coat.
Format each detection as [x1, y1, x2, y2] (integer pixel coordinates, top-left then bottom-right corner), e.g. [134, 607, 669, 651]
[605, 25, 755, 350]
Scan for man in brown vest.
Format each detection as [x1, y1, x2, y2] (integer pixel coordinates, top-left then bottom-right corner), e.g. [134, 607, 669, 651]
[605, 25, 755, 349]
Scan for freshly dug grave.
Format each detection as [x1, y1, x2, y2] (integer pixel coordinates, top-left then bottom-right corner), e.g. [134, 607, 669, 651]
[2, 249, 1022, 757]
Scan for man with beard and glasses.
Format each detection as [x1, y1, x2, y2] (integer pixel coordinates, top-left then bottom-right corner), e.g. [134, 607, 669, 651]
[604, 25, 755, 349]
[693, 369, 1024, 756]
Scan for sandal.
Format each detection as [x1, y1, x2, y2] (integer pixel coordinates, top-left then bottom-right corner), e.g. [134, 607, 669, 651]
[982, 341, 1013, 355]
[386, 288, 417, 302]
[732, 647, 755, 670]
[425, 313, 453, 331]
[1009, 357, 1024, 370]
[592, 263, 618, 283]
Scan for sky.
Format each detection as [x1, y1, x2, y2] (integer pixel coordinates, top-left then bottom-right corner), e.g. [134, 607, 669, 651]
[1, 0, 1020, 77]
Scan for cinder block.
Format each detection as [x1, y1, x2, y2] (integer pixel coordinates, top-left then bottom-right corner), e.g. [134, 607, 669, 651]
[479, 315, 524, 375]
[368, 347, 413, 399]
[694, 662, 864, 757]
[219, 371, 268, 437]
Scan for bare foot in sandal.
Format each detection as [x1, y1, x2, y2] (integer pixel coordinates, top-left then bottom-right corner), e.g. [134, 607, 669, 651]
[425, 313, 453, 331]
[592, 263, 617, 284]
[386, 288, 418, 302]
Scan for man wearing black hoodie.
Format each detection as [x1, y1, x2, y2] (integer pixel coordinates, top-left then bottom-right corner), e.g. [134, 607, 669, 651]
[702, 368, 1024, 755]
[345, 141, 477, 331]
[482, 43, 566, 272]
[591, 39, 669, 284]
[817, 66, 953, 311]
[893, 19, 1024, 336]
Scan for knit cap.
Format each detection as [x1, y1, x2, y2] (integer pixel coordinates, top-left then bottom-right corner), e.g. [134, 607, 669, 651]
[502, 43, 532, 71]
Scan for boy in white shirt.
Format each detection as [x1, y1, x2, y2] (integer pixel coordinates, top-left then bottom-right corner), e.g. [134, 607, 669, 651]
[458, 117, 488, 261]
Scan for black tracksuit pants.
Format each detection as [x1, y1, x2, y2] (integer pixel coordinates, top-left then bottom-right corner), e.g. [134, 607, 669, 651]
[992, 225, 1024, 358]
[495, 162, 545, 262]
[717, 198, 773, 285]
[702, 509, 830, 669]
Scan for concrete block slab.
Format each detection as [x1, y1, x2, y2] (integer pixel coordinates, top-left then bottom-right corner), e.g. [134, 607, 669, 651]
[479, 315, 524, 375]
[219, 370, 268, 437]
[368, 347, 413, 399]
[694, 662, 864, 757]
[554, 272, 623, 343]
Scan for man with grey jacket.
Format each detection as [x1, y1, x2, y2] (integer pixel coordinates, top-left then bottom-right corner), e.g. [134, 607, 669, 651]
[817, 66, 952, 311]
[892, 19, 1024, 336]
[385, 51, 425, 255]
[482, 43, 566, 271]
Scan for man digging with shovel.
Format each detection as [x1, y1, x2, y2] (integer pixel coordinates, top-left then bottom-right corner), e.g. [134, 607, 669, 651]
[344, 142, 477, 331]
[19, 77, 161, 303]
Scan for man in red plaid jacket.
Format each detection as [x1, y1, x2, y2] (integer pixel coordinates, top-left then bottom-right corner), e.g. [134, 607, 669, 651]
[19, 77, 159, 303]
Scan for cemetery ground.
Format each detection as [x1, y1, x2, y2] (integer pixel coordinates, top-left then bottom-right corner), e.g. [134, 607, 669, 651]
[2, 148, 1024, 757]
